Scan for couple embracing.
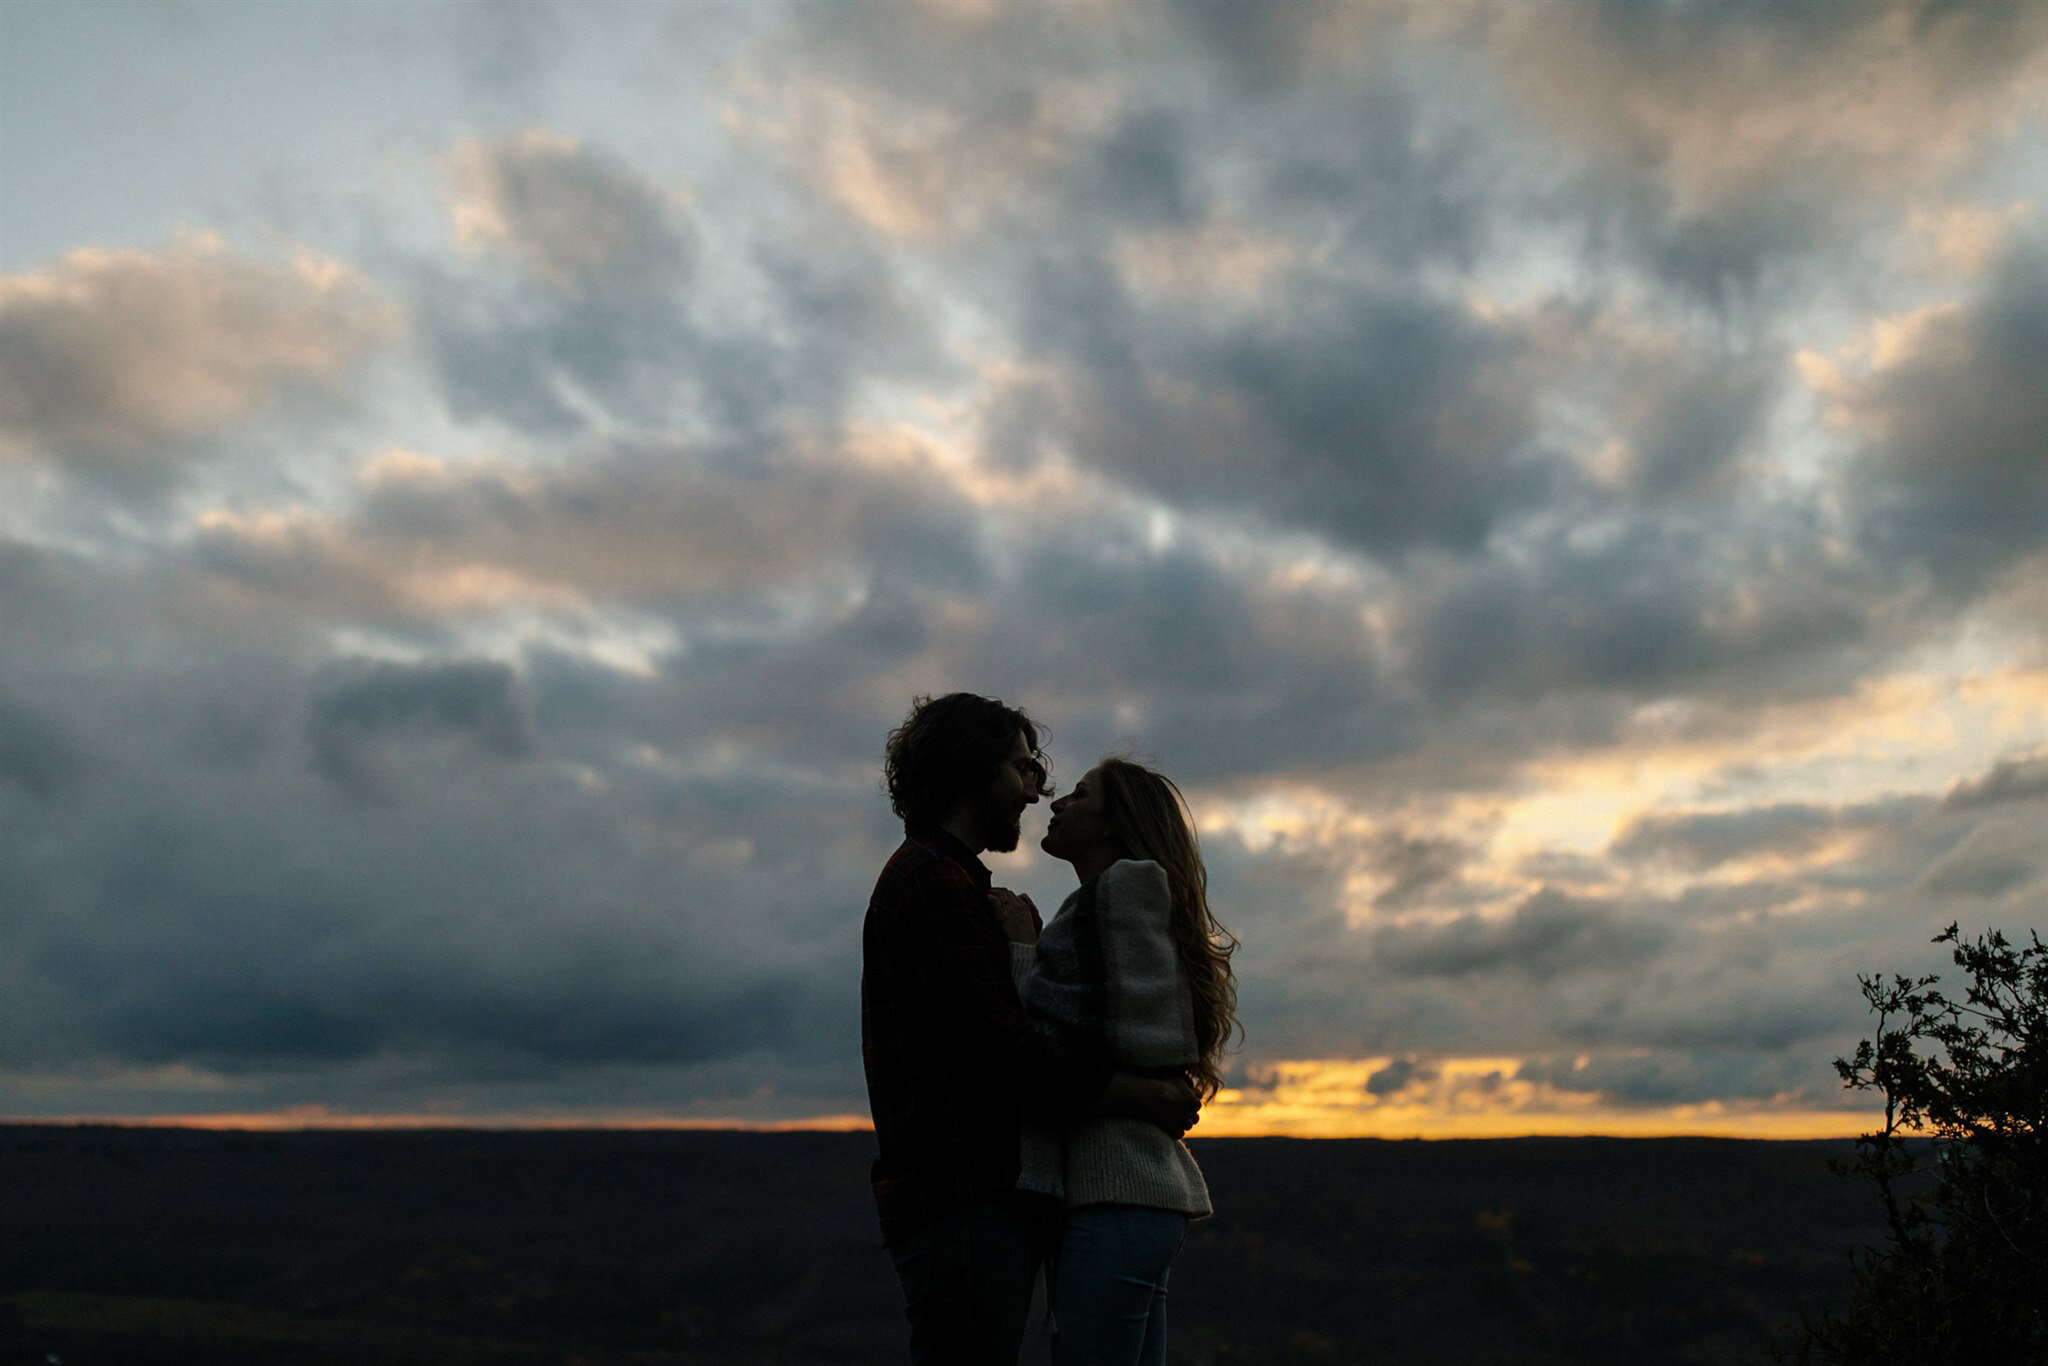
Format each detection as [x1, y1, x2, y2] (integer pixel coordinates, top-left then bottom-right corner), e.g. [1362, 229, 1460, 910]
[861, 692, 1240, 1365]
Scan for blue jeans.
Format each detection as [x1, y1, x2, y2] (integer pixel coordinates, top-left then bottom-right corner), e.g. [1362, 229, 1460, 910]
[887, 1193, 1059, 1365]
[1052, 1205, 1188, 1366]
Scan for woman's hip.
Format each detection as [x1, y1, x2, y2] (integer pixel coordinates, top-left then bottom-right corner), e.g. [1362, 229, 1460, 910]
[1059, 1203, 1188, 1277]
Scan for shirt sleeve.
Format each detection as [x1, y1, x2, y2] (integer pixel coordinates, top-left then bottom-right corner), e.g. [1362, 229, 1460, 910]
[895, 863, 1112, 1115]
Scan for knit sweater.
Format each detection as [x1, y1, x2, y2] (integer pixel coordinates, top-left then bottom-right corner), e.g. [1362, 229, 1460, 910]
[1012, 859, 1213, 1218]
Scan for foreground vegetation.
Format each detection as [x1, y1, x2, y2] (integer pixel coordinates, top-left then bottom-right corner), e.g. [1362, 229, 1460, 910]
[1779, 924, 2046, 1365]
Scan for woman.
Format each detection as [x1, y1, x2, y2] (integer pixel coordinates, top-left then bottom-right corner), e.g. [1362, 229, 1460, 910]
[995, 757, 1240, 1366]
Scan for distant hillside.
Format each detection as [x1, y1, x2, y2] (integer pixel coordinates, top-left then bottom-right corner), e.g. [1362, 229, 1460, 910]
[0, 1126, 1881, 1365]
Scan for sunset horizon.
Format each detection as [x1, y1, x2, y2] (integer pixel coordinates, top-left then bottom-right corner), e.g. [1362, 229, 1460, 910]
[3, 1108, 1875, 1141]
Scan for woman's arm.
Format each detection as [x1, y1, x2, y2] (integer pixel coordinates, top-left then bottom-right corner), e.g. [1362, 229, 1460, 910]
[1093, 860, 1197, 1069]
[1010, 938, 1200, 1137]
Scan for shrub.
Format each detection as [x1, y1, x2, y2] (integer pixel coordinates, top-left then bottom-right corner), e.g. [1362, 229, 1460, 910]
[1780, 924, 2046, 1364]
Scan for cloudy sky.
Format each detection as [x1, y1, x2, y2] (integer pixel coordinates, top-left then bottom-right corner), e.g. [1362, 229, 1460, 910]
[3, 0, 2044, 1137]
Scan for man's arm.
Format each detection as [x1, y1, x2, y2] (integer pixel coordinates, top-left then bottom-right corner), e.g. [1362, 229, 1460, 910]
[1094, 1070, 1202, 1138]
[895, 865, 1111, 1114]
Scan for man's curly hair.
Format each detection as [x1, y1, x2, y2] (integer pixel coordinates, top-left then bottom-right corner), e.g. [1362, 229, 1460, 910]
[884, 693, 1052, 833]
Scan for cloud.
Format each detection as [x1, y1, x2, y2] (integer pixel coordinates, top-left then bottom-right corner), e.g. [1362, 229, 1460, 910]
[421, 129, 939, 437]
[1402, 513, 1873, 704]
[1279, 0, 2037, 301]
[1943, 746, 2048, 810]
[308, 658, 534, 794]
[1836, 243, 2048, 593]
[1513, 1048, 1817, 1108]
[189, 429, 987, 626]
[1012, 258, 1551, 556]
[1362, 831, 1470, 911]
[735, 0, 1127, 243]
[1918, 820, 2042, 900]
[1538, 309, 1784, 500]
[1170, 0, 1385, 92]
[443, 130, 695, 292]
[448, 0, 568, 105]
[0, 538, 883, 1091]
[1372, 888, 1673, 983]
[0, 692, 81, 799]
[1362, 1054, 1434, 1096]
[0, 235, 399, 473]
[422, 131, 704, 432]
[741, 76, 1081, 243]
[1477, 0, 2048, 211]
[1612, 803, 1844, 872]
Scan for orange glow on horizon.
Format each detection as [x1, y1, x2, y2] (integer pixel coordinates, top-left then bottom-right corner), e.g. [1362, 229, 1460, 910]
[4, 1102, 1876, 1141]
[0, 1110, 1875, 1139]
[0, 1056, 1879, 1141]
[1189, 1102, 1873, 1141]
[0, 1108, 878, 1134]
[1192, 1056, 1878, 1140]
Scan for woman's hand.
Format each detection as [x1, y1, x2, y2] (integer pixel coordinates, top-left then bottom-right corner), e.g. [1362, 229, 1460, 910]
[990, 887, 1041, 944]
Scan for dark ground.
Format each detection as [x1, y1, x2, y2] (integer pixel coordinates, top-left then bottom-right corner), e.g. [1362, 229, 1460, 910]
[0, 1125, 1884, 1365]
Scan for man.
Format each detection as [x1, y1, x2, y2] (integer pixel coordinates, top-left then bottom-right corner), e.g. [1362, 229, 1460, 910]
[861, 692, 1198, 1364]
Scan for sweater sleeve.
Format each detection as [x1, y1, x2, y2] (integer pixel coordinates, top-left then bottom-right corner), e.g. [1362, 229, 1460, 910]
[1095, 860, 1200, 1069]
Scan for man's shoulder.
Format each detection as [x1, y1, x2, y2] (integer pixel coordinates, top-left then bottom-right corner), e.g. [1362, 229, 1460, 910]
[876, 834, 947, 886]
[871, 836, 982, 912]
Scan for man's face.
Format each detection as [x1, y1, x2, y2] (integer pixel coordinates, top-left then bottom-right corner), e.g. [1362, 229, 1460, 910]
[970, 730, 1044, 853]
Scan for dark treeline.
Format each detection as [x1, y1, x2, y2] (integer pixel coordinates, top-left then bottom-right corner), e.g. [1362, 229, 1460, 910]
[0, 1125, 1883, 1365]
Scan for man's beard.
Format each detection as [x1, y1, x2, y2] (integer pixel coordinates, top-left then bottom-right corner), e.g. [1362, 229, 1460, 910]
[974, 790, 1023, 853]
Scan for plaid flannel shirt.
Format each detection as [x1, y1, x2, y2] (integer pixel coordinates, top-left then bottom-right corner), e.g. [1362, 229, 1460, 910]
[860, 827, 1111, 1245]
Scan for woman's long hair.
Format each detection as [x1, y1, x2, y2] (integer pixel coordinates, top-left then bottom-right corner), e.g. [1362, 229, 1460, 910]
[1096, 757, 1241, 1101]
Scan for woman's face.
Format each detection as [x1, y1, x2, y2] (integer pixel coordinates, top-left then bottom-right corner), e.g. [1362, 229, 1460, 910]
[1040, 765, 1119, 868]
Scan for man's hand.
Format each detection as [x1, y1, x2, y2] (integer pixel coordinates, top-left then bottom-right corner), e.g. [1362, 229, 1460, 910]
[1096, 1071, 1202, 1139]
[990, 887, 1041, 944]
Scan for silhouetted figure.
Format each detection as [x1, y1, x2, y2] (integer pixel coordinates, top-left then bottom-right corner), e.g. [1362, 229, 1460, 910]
[862, 694, 1197, 1365]
[999, 757, 1239, 1366]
